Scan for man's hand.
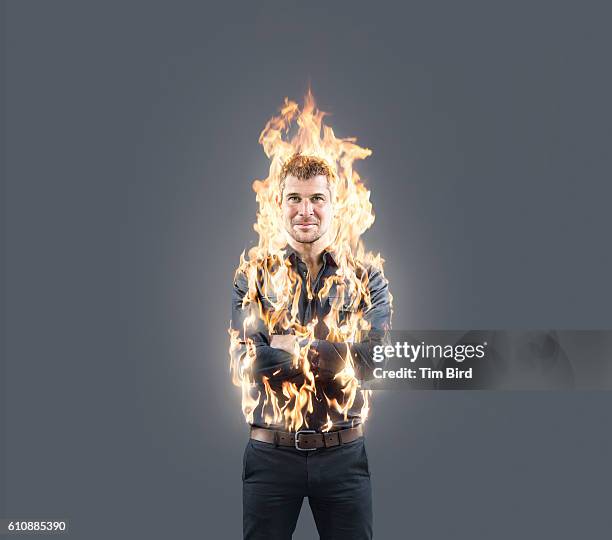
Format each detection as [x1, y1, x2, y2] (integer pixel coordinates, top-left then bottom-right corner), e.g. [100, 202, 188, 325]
[270, 334, 299, 356]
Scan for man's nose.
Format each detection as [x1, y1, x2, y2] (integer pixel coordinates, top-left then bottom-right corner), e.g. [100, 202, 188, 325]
[298, 199, 314, 215]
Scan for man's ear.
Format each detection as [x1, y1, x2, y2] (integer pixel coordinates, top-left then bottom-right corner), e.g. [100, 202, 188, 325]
[328, 186, 336, 213]
[276, 184, 283, 207]
[277, 180, 285, 207]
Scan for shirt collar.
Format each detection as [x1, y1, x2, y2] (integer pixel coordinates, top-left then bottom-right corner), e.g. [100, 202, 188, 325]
[284, 244, 338, 268]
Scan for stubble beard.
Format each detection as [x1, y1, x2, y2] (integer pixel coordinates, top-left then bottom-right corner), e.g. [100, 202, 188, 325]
[290, 228, 323, 244]
[286, 219, 327, 245]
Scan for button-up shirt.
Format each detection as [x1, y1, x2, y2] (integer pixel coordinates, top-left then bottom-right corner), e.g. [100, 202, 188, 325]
[231, 246, 392, 432]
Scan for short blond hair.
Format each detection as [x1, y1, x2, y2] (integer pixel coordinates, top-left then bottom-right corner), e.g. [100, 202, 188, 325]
[279, 153, 336, 191]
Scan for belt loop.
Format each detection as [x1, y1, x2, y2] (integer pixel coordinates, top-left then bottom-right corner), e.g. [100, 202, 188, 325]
[273, 431, 279, 447]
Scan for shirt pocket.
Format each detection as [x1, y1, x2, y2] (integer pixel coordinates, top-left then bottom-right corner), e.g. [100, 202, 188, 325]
[325, 294, 361, 324]
[257, 293, 294, 332]
[325, 286, 361, 310]
[258, 293, 279, 311]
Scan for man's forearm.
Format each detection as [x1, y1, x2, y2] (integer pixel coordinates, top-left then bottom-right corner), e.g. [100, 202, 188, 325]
[310, 339, 380, 382]
[235, 342, 306, 384]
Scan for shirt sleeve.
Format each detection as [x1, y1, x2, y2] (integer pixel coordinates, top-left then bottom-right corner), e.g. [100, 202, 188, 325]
[312, 266, 392, 382]
[231, 270, 306, 384]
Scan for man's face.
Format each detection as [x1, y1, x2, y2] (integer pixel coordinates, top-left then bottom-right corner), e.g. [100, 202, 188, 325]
[281, 174, 334, 244]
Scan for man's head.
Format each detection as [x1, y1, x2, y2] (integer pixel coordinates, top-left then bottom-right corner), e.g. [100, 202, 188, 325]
[279, 154, 336, 245]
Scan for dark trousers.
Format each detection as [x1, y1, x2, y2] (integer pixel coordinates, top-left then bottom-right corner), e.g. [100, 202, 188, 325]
[242, 436, 373, 539]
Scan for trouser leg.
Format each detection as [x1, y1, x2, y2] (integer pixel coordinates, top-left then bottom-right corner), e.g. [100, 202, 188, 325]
[307, 438, 373, 540]
[242, 440, 307, 540]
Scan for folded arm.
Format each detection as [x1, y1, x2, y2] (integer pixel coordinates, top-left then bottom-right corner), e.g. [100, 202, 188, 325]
[312, 267, 392, 382]
[231, 271, 305, 384]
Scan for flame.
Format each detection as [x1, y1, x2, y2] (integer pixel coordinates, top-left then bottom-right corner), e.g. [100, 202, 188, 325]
[230, 90, 387, 431]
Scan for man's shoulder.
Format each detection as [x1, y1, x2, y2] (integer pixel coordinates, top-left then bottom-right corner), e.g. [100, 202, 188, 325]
[232, 254, 285, 294]
[352, 260, 387, 288]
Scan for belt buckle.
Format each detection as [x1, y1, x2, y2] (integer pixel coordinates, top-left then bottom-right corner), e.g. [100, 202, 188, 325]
[295, 429, 317, 451]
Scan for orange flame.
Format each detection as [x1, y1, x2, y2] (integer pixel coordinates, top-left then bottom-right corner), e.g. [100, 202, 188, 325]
[231, 90, 386, 431]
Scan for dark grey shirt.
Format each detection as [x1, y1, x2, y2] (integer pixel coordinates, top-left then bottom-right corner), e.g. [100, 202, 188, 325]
[231, 247, 392, 432]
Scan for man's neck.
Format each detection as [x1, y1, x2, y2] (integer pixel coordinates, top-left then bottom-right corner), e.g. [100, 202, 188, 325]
[287, 235, 329, 275]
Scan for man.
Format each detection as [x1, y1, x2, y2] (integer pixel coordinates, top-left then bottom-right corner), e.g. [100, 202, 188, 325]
[231, 153, 392, 539]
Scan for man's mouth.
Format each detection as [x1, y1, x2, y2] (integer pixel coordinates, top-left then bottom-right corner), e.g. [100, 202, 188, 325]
[294, 222, 318, 230]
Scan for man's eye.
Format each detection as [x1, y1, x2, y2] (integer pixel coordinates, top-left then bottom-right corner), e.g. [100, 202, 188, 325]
[288, 196, 300, 202]
[312, 196, 324, 202]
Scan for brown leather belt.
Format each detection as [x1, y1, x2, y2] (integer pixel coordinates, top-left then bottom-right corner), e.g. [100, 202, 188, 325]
[250, 425, 363, 451]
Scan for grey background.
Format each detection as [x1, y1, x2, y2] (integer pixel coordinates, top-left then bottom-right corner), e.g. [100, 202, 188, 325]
[2, 0, 612, 538]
